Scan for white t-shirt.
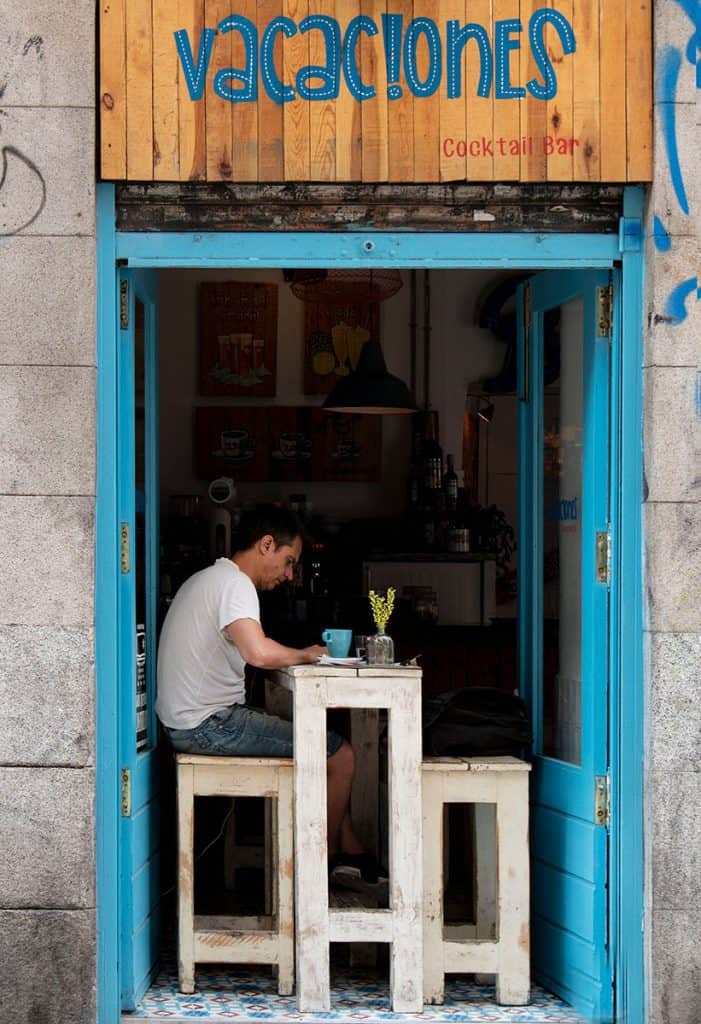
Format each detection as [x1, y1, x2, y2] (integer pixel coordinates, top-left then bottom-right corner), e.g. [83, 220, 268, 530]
[156, 558, 260, 730]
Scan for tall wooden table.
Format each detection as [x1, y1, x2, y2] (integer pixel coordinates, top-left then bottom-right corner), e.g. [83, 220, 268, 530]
[270, 663, 423, 1013]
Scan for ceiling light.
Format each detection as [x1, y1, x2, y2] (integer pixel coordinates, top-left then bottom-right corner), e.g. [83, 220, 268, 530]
[322, 340, 417, 415]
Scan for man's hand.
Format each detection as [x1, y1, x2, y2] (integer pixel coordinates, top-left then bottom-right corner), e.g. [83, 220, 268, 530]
[301, 644, 327, 664]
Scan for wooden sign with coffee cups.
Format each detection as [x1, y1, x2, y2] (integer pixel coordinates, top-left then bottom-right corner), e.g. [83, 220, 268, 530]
[195, 405, 382, 482]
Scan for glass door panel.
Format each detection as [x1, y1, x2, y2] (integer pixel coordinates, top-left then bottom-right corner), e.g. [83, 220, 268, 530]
[118, 270, 160, 1009]
[134, 297, 149, 753]
[543, 297, 583, 765]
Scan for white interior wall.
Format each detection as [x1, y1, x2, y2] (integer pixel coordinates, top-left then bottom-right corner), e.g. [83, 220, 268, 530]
[158, 268, 515, 525]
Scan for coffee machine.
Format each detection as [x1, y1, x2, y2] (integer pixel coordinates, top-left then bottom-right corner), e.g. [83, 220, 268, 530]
[208, 476, 236, 560]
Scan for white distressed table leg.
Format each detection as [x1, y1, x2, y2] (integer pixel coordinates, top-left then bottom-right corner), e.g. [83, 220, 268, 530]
[422, 771, 445, 1004]
[265, 797, 275, 917]
[350, 707, 380, 855]
[276, 769, 295, 996]
[349, 706, 380, 968]
[443, 804, 451, 893]
[177, 762, 196, 994]
[388, 689, 423, 1012]
[269, 795, 279, 983]
[495, 774, 530, 1005]
[474, 801, 497, 985]
[475, 802, 497, 938]
[293, 682, 331, 1011]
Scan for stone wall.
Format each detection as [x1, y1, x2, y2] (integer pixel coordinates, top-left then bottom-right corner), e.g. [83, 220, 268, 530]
[644, 3, 700, 1023]
[0, 3, 97, 1023]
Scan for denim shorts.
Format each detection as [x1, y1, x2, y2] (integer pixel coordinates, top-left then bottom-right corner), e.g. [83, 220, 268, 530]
[164, 704, 344, 759]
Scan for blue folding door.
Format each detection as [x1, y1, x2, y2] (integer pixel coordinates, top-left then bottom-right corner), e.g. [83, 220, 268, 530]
[117, 268, 161, 1009]
[518, 270, 614, 1021]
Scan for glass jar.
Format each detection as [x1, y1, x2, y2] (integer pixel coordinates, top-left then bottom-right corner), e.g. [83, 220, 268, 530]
[448, 527, 470, 553]
[366, 632, 395, 666]
[414, 587, 439, 625]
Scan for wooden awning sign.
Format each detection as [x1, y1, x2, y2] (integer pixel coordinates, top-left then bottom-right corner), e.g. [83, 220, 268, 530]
[100, 1, 652, 184]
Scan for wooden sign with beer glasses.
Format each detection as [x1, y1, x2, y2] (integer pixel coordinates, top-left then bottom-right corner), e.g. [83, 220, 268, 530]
[199, 281, 277, 397]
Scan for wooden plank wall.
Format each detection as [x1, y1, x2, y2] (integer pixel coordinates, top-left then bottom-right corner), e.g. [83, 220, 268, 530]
[100, 0, 652, 183]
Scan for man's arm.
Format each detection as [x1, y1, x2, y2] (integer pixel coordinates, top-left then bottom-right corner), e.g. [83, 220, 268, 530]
[226, 618, 326, 670]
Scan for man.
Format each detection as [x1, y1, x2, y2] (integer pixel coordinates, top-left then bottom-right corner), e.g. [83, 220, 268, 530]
[157, 503, 378, 878]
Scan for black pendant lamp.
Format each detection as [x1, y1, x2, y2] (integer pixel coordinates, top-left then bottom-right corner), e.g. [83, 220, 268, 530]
[322, 339, 417, 415]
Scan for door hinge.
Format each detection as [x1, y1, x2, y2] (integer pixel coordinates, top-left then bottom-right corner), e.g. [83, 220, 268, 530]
[120, 278, 129, 330]
[121, 767, 131, 817]
[595, 774, 610, 828]
[120, 522, 130, 574]
[596, 528, 611, 585]
[597, 284, 613, 337]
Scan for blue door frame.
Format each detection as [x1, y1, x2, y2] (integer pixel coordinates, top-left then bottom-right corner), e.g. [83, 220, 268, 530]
[96, 183, 645, 1024]
[117, 268, 161, 1009]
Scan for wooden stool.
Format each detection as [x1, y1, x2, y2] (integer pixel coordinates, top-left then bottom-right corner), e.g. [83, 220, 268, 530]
[422, 756, 531, 1006]
[176, 754, 294, 995]
[223, 800, 275, 914]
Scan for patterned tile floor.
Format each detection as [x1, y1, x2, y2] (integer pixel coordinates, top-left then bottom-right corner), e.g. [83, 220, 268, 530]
[125, 963, 587, 1023]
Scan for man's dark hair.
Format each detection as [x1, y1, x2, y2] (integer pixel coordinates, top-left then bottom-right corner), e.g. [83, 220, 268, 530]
[233, 503, 304, 553]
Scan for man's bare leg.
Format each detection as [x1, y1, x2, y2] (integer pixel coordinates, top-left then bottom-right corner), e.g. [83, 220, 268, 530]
[327, 741, 363, 858]
[338, 810, 363, 856]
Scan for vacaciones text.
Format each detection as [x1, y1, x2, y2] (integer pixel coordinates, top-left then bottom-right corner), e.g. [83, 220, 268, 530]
[175, 10, 577, 106]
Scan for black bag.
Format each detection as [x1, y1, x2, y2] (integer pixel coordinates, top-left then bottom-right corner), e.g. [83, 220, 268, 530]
[423, 686, 532, 757]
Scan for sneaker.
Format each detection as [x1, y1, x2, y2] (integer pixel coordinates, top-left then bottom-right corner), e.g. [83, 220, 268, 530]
[329, 852, 388, 885]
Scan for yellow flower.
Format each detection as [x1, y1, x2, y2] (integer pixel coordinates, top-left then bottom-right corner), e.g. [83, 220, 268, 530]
[368, 587, 396, 633]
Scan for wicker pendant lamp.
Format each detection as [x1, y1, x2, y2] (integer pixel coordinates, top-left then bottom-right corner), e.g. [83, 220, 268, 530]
[285, 268, 403, 304]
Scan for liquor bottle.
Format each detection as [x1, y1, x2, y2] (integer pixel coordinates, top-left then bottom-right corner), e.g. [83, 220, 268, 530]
[443, 453, 459, 511]
[405, 463, 420, 514]
[421, 488, 437, 550]
[448, 486, 471, 553]
[422, 410, 443, 491]
[435, 489, 450, 550]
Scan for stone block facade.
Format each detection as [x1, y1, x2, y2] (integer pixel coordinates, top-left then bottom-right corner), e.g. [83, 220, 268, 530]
[0, 2, 96, 1022]
[644, 4, 700, 1023]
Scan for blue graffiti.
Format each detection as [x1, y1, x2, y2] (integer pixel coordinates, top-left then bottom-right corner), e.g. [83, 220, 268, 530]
[652, 215, 672, 252]
[656, 46, 689, 215]
[653, 0, 699, 325]
[665, 278, 697, 323]
[673, 0, 701, 75]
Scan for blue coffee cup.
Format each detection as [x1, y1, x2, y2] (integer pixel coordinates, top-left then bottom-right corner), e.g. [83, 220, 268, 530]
[321, 628, 353, 659]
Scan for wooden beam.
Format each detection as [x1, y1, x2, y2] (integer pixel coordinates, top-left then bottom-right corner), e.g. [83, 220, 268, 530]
[116, 181, 624, 233]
